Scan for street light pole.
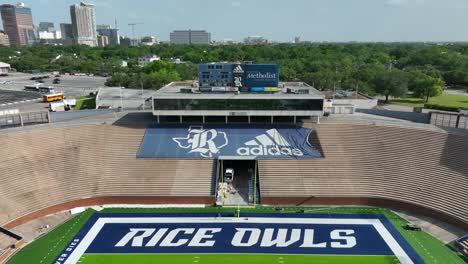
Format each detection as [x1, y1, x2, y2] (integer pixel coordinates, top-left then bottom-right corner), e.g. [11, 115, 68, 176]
[356, 83, 359, 99]
[119, 83, 124, 111]
[141, 81, 144, 110]
[333, 66, 338, 100]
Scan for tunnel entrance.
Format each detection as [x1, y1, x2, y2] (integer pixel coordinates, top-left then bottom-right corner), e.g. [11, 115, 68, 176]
[216, 158, 260, 206]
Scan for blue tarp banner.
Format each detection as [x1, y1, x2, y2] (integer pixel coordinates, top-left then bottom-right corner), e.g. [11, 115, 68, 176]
[137, 125, 322, 159]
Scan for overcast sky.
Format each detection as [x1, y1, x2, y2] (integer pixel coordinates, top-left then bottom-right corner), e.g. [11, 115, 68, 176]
[3, 0, 468, 42]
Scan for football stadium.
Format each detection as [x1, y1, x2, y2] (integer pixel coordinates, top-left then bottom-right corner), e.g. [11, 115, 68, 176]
[0, 63, 467, 264]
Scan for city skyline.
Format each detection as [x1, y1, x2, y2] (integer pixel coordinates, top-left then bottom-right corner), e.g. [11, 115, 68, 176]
[0, 0, 468, 42]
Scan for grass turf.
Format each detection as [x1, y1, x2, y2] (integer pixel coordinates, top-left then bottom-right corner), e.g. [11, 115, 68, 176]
[79, 254, 400, 264]
[6, 209, 95, 264]
[390, 93, 468, 109]
[6, 207, 466, 264]
[74, 95, 96, 110]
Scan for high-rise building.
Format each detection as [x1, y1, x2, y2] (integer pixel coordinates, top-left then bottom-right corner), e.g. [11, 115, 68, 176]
[70, 2, 97, 46]
[170, 30, 211, 44]
[60, 23, 73, 40]
[96, 24, 119, 45]
[294, 36, 301, 44]
[0, 31, 9, 46]
[0, 3, 35, 46]
[38, 21, 54, 32]
[97, 35, 108, 47]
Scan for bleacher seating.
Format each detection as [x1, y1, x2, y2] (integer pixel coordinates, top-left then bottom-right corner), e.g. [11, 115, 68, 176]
[0, 122, 467, 229]
[0, 124, 214, 226]
[456, 235, 468, 257]
[259, 124, 468, 225]
[0, 232, 16, 249]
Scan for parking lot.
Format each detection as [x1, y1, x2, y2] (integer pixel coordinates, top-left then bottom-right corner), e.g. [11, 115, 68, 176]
[0, 90, 42, 105]
[0, 72, 107, 112]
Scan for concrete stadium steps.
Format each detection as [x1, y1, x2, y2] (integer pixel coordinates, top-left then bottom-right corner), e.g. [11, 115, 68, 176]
[0, 125, 214, 225]
[0, 232, 17, 249]
[259, 124, 468, 224]
[0, 122, 467, 228]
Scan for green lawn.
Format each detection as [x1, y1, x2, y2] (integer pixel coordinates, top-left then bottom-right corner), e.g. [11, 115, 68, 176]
[74, 95, 96, 110]
[79, 254, 399, 264]
[6, 207, 466, 264]
[390, 92, 468, 109]
[6, 209, 95, 264]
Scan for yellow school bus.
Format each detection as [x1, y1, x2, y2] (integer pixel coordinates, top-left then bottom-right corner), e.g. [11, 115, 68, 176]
[43, 93, 66, 103]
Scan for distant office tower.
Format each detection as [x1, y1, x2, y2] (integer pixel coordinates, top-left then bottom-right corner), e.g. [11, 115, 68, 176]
[141, 36, 158, 46]
[119, 36, 138, 47]
[170, 30, 211, 44]
[96, 24, 119, 45]
[38, 30, 61, 40]
[38, 21, 54, 32]
[0, 3, 35, 45]
[60, 23, 73, 40]
[0, 31, 9, 46]
[97, 35, 108, 47]
[70, 2, 97, 46]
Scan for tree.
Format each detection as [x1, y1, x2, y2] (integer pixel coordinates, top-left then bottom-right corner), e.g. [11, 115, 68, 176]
[374, 69, 408, 102]
[411, 74, 443, 103]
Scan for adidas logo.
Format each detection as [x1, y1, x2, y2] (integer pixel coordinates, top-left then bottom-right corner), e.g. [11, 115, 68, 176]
[233, 65, 244, 74]
[236, 129, 304, 157]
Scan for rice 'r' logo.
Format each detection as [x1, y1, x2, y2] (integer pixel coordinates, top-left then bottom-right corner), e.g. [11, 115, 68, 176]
[173, 128, 228, 158]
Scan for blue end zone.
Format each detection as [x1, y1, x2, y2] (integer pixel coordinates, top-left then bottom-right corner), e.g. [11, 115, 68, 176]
[136, 124, 322, 159]
[55, 213, 424, 264]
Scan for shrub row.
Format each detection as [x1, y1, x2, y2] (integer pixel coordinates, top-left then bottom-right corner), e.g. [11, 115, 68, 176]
[424, 103, 467, 112]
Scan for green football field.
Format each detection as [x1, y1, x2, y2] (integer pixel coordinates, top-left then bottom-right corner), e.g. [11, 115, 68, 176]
[6, 207, 466, 264]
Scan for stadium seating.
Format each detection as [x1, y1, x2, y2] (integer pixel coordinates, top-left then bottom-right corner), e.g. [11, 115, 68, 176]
[0, 123, 467, 229]
[0, 125, 215, 226]
[259, 124, 468, 225]
[0, 232, 16, 249]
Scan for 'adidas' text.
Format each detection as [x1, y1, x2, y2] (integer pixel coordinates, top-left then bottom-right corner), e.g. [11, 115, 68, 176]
[236, 129, 304, 157]
[237, 145, 304, 156]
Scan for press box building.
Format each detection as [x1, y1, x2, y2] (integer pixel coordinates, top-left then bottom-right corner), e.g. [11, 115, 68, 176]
[152, 63, 324, 124]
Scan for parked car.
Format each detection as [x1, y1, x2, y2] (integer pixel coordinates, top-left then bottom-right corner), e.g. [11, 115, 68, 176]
[224, 168, 234, 183]
[53, 78, 61, 84]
